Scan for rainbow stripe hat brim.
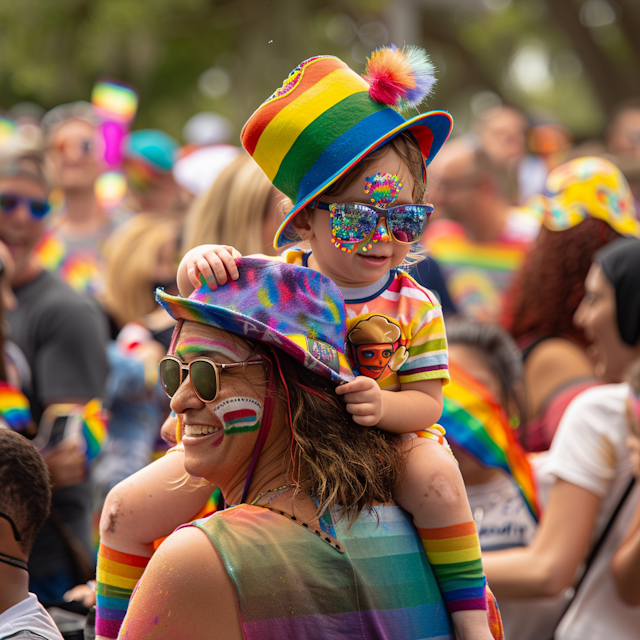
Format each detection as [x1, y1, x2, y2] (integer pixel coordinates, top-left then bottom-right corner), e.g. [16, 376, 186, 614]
[156, 258, 354, 385]
[241, 54, 453, 250]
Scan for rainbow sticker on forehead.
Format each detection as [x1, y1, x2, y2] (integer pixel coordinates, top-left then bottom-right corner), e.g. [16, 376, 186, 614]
[363, 173, 402, 208]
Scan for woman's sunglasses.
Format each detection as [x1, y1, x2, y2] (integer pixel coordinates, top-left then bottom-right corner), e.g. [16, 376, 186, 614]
[0, 194, 51, 219]
[316, 201, 433, 246]
[159, 356, 264, 404]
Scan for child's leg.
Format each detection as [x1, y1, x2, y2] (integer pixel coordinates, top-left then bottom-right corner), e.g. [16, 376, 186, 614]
[95, 449, 213, 639]
[394, 436, 497, 640]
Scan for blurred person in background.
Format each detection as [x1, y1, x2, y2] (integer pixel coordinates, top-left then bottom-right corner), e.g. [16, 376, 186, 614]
[484, 237, 640, 640]
[181, 152, 283, 256]
[475, 106, 528, 204]
[505, 157, 639, 452]
[123, 129, 189, 218]
[0, 150, 109, 607]
[424, 138, 539, 322]
[610, 358, 640, 607]
[606, 99, 640, 209]
[443, 320, 566, 640]
[96, 213, 179, 497]
[606, 99, 640, 159]
[38, 102, 116, 297]
[0, 429, 63, 640]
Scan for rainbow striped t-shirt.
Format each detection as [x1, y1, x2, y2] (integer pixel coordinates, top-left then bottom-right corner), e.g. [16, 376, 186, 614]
[286, 250, 449, 392]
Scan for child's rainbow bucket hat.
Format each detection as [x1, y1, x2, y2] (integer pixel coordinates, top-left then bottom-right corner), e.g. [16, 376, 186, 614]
[241, 45, 454, 250]
[156, 258, 355, 384]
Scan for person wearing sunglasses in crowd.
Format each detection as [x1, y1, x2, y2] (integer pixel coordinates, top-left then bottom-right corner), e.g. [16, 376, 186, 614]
[103, 258, 472, 640]
[0, 150, 109, 609]
[179, 48, 499, 639]
[36, 102, 121, 297]
[0, 429, 63, 639]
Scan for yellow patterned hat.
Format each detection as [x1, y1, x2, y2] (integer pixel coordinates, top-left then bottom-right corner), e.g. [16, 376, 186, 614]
[528, 157, 640, 238]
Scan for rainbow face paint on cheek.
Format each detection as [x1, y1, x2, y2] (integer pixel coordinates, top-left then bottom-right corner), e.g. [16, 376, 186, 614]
[174, 337, 248, 362]
[363, 173, 402, 208]
[213, 397, 263, 435]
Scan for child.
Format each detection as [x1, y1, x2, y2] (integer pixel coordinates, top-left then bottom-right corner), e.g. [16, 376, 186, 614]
[179, 46, 497, 640]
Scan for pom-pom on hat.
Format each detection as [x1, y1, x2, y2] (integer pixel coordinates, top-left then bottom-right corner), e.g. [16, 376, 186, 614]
[241, 45, 453, 250]
[156, 258, 355, 384]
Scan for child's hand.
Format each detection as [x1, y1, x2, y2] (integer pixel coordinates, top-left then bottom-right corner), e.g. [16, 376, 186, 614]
[178, 245, 243, 296]
[335, 376, 383, 427]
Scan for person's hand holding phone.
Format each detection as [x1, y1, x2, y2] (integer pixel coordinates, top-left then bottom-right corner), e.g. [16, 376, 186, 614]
[42, 437, 86, 489]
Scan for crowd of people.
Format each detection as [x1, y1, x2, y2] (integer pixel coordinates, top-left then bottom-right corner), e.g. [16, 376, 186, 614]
[0, 42, 639, 640]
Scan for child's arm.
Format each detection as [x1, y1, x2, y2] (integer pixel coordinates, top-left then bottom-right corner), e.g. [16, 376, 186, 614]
[335, 377, 442, 433]
[178, 244, 287, 297]
[611, 433, 640, 606]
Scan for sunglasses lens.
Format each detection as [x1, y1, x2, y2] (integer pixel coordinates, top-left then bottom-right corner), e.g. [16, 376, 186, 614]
[331, 204, 377, 244]
[30, 200, 50, 218]
[190, 360, 218, 402]
[0, 195, 18, 212]
[160, 359, 182, 398]
[389, 205, 431, 243]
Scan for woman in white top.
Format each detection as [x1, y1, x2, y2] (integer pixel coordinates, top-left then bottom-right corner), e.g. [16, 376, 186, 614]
[483, 237, 640, 640]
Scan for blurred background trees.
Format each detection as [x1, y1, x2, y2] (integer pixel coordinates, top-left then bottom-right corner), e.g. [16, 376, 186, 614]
[0, 0, 638, 140]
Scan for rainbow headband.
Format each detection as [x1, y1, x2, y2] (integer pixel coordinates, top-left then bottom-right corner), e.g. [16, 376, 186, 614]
[440, 362, 540, 521]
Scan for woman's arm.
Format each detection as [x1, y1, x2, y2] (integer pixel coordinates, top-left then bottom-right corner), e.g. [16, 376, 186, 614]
[610, 433, 640, 606]
[119, 526, 243, 640]
[524, 339, 594, 419]
[482, 479, 601, 599]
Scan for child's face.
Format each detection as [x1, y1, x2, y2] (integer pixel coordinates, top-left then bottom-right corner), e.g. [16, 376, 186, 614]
[303, 147, 417, 288]
[626, 391, 640, 437]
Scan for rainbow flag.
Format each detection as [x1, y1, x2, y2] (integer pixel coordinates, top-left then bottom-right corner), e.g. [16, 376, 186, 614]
[440, 362, 540, 521]
[82, 399, 108, 460]
[0, 381, 32, 432]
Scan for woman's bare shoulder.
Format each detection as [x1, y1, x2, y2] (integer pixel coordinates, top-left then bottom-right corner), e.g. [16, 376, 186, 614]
[121, 525, 242, 640]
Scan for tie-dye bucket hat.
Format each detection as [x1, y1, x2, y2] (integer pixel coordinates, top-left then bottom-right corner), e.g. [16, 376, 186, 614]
[241, 45, 454, 250]
[156, 258, 354, 384]
[528, 156, 640, 238]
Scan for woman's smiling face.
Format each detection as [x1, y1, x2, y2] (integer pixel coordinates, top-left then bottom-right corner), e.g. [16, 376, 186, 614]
[169, 321, 270, 489]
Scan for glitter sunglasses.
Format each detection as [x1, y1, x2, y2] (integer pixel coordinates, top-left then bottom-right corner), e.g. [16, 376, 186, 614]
[159, 355, 263, 403]
[316, 201, 433, 246]
[0, 194, 51, 219]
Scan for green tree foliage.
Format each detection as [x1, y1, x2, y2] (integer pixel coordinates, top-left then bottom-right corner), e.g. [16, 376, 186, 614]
[0, 0, 637, 140]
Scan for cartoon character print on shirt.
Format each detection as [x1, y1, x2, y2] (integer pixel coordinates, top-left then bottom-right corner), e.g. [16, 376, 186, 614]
[347, 314, 408, 380]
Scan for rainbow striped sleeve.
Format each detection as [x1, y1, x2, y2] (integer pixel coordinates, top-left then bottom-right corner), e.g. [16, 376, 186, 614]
[95, 543, 150, 639]
[418, 521, 487, 614]
[389, 274, 449, 386]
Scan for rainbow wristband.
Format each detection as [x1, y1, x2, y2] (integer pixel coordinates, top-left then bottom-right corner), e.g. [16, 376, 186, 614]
[418, 521, 487, 614]
[95, 543, 150, 639]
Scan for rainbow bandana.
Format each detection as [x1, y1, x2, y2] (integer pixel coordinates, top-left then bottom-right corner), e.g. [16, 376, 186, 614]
[529, 156, 640, 239]
[440, 362, 540, 521]
[156, 258, 354, 384]
[241, 46, 453, 250]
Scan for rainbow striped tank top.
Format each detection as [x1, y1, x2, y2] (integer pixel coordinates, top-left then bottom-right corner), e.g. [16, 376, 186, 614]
[193, 503, 454, 639]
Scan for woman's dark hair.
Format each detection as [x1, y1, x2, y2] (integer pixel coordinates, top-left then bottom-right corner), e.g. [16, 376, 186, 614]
[446, 319, 527, 433]
[504, 218, 621, 347]
[258, 344, 404, 523]
[0, 429, 52, 553]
